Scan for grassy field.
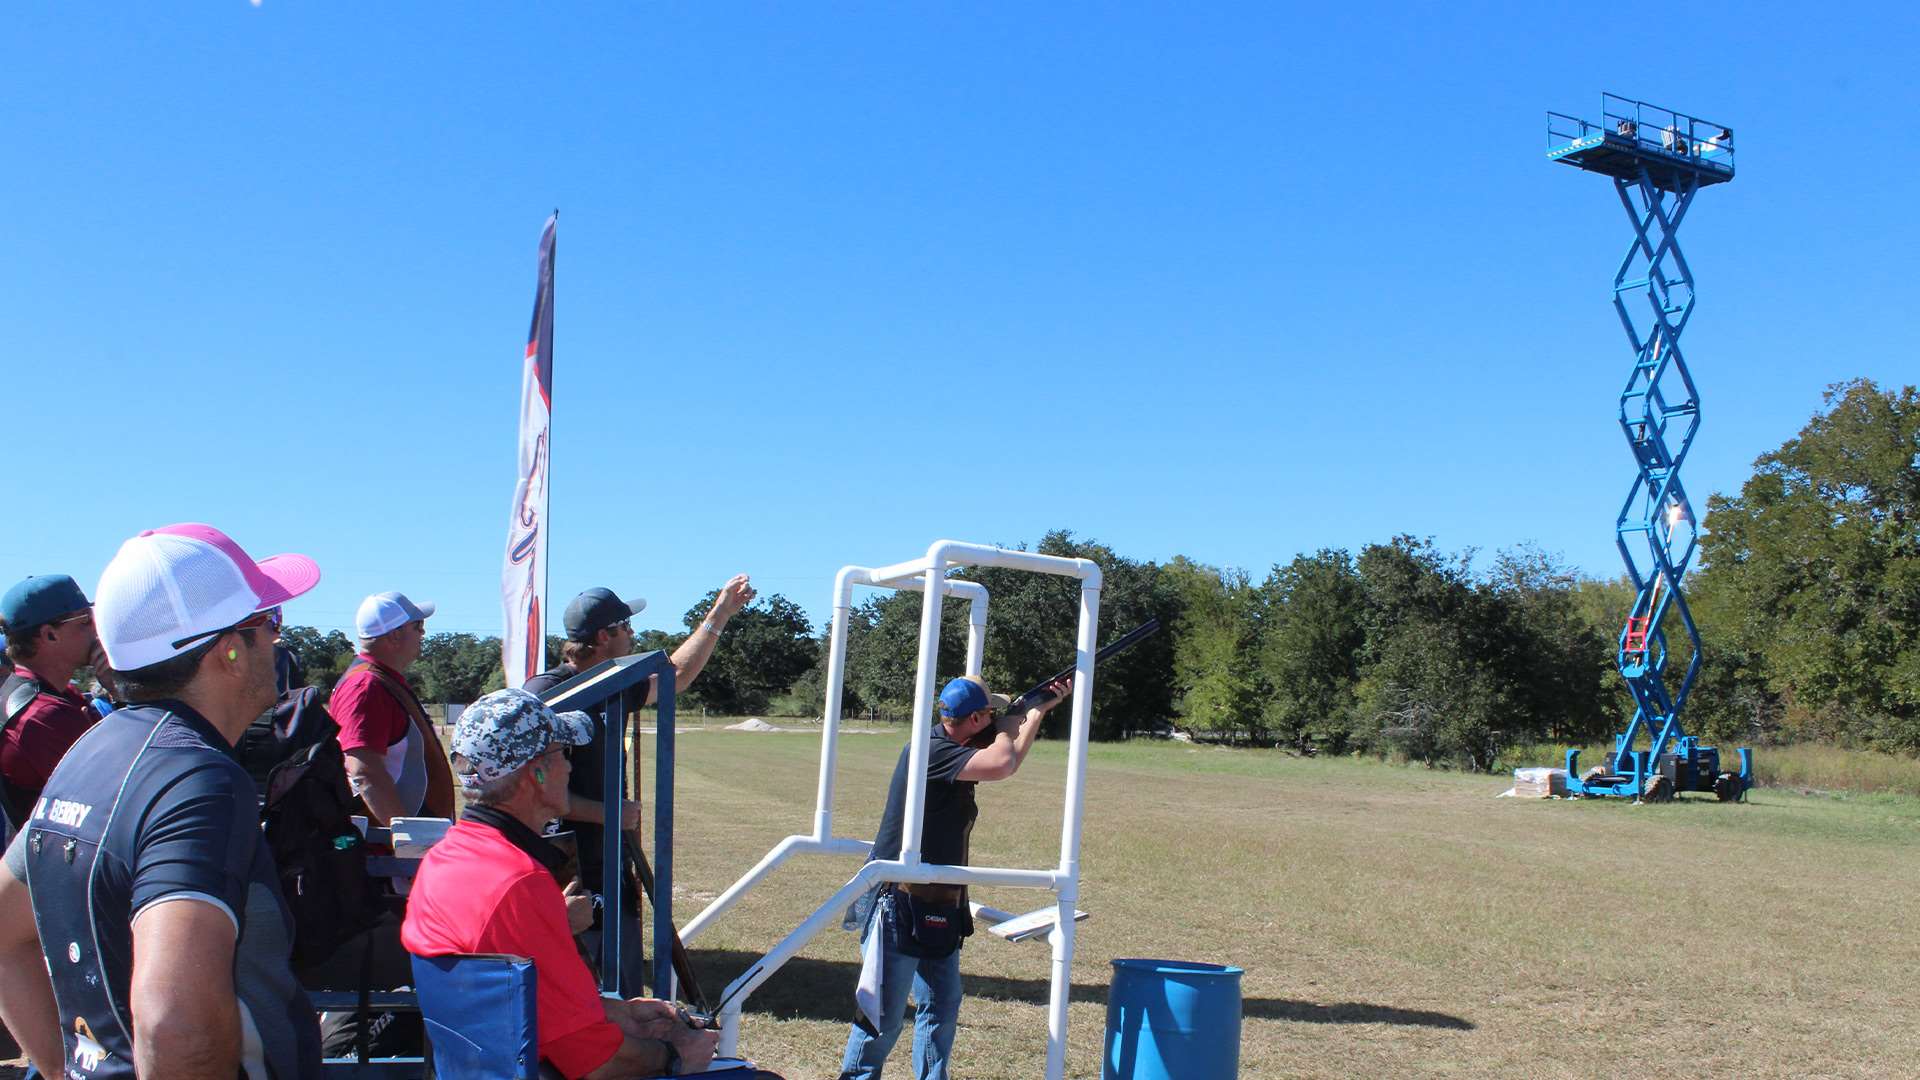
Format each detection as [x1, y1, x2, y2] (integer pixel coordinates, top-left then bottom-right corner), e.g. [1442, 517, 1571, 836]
[663, 727, 1920, 1079]
[8, 727, 1916, 1079]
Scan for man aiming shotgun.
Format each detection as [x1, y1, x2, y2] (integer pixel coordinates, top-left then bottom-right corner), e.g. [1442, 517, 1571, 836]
[838, 618, 1161, 1080]
[837, 671, 1073, 1080]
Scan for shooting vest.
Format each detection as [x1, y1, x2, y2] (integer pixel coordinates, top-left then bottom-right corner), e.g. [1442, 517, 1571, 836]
[337, 659, 453, 819]
[1, 672, 47, 843]
[22, 704, 320, 1080]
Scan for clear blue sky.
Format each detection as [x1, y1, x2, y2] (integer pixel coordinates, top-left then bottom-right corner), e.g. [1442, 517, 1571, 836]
[5, 3, 1915, 638]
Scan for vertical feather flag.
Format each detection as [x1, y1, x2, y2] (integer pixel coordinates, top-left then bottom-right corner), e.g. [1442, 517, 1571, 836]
[502, 213, 555, 688]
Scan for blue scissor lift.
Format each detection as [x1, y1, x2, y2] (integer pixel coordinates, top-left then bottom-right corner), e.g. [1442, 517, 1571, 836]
[1547, 94, 1752, 801]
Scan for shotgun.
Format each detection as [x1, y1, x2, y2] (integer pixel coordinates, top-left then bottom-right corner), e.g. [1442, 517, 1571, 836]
[1004, 617, 1162, 715]
[621, 832, 708, 1011]
[966, 618, 1163, 749]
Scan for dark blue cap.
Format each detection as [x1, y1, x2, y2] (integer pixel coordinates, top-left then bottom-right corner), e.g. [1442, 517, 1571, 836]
[1, 575, 91, 633]
[562, 587, 647, 641]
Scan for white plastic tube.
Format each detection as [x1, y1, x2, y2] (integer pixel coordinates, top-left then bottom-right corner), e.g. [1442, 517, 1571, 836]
[813, 569, 986, 845]
[1045, 580, 1101, 1079]
[897, 551, 949, 866]
[688, 566, 984, 943]
[708, 540, 1104, 1080]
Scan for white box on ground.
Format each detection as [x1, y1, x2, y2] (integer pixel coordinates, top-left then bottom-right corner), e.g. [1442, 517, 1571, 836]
[1511, 767, 1569, 798]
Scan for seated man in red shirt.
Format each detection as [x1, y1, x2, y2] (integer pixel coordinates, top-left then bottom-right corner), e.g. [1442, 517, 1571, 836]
[403, 688, 719, 1079]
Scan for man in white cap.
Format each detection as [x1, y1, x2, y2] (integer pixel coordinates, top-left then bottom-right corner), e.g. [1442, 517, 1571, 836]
[0, 523, 324, 1080]
[334, 590, 453, 825]
[402, 688, 725, 1079]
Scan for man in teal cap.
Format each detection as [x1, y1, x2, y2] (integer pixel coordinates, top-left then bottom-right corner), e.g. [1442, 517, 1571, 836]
[0, 574, 100, 833]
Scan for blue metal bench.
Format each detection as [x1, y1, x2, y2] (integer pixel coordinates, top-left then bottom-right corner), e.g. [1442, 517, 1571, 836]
[309, 988, 425, 1077]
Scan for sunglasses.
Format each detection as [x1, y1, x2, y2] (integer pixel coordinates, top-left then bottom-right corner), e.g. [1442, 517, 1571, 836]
[169, 606, 283, 651]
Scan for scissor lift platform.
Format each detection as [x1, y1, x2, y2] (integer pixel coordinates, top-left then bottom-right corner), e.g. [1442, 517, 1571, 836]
[1549, 93, 1734, 193]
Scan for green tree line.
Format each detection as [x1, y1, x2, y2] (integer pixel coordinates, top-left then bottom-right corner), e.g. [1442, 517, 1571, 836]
[279, 379, 1918, 769]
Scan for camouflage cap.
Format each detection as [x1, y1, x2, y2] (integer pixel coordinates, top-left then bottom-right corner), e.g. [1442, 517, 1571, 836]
[451, 688, 595, 791]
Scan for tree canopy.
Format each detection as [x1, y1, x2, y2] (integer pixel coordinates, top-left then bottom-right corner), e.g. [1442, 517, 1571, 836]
[1695, 379, 1920, 750]
[264, 379, 1917, 768]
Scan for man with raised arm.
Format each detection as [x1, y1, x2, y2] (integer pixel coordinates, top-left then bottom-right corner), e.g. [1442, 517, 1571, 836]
[402, 688, 720, 1079]
[837, 673, 1071, 1080]
[0, 523, 324, 1080]
[523, 575, 755, 991]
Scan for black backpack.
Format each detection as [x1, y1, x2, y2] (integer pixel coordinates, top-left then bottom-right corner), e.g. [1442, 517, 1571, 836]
[237, 686, 337, 795]
[256, 690, 383, 970]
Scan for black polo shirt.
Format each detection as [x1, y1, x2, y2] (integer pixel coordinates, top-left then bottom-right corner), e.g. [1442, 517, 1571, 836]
[3, 700, 321, 1080]
[524, 665, 640, 915]
[869, 724, 980, 867]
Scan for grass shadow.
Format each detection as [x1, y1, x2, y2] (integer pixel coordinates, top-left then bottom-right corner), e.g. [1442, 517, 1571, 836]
[1239, 999, 1473, 1029]
[691, 951, 1114, 1024]
[693, 951, 1472, 1031]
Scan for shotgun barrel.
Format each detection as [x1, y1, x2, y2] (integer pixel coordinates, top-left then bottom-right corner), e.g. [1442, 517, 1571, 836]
[1004, 617, 1162, 715]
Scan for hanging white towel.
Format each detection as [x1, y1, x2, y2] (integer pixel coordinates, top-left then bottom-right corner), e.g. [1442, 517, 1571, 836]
[855, 896, 886, 1029]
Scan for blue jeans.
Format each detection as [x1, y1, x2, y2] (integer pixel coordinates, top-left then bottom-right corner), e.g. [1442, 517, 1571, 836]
[838, 899, 964, 1080]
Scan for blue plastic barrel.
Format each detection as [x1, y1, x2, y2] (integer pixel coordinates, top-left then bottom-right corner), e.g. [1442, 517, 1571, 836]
[1103, 958, 1243, 1080]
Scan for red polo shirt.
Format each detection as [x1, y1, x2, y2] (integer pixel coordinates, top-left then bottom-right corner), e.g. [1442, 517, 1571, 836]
[400, 817, 624, 1080]
[0, 664, 97, 823]
[330, 655, 414, 755]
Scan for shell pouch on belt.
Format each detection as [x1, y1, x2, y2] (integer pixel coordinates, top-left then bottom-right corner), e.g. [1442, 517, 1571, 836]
[884, 888, 968, 960]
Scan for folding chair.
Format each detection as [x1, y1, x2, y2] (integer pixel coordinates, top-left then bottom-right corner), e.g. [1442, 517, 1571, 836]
[411, 953, 553, 1080]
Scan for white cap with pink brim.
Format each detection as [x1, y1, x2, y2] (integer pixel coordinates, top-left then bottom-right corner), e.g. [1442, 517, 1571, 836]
[94, 522, 320, 672]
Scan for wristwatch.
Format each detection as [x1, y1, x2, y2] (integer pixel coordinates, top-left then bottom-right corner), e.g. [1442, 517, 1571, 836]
[658, 1037, 681, 1076]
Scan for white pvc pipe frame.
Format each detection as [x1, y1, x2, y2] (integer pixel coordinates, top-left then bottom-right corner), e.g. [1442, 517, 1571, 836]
[692, 540, 1102, 1080]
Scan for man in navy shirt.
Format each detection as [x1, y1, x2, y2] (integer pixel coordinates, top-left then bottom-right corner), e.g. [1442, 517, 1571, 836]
[524, 576, 754, 993]
[838, 673, 1071, 1080]
[0, 522, 323, 1080]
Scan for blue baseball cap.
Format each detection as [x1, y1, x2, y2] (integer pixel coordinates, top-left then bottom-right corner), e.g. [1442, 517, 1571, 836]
[938, 675, 1011, 718]
[1, 575, 91, 633]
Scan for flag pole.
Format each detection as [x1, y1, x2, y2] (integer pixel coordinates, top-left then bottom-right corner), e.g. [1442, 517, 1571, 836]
[502, 210, 559, 687]
[546, 208, 556, 671]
